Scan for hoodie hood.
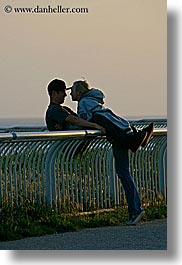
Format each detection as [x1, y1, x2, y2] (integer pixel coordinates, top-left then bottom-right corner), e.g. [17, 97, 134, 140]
[77, 88, 105, 120]
[77, 87, 130, 129]
[82, 88, 105, 104]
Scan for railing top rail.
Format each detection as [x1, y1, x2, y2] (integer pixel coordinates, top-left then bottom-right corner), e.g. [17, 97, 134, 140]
[0, 130, 102, 141]
[0, 128, 167, 142]
[152, 128, 167, 135]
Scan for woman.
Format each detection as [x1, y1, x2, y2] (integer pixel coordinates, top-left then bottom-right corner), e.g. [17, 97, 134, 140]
[68, 80, 154, 152]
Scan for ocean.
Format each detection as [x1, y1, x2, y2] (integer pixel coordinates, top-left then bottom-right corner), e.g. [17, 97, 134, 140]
[0, 118, 46, 127]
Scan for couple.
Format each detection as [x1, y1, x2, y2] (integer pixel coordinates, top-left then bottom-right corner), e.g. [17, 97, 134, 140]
[45, 78, 154, 225]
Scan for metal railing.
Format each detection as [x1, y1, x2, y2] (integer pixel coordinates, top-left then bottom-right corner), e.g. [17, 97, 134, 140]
[0, 120, 167, 212]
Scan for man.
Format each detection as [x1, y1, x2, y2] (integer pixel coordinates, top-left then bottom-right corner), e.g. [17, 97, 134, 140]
[45, 79, 106, 133]
[68, 79, 151, 225]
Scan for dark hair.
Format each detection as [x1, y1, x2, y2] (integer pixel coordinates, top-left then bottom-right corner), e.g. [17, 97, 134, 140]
[47, 79, 66, 97]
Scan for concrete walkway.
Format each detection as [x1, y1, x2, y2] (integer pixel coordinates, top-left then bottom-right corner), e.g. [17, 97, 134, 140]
[0, 219, 167, 250]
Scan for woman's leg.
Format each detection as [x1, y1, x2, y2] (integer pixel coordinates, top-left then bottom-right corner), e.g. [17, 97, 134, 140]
[112, 143, 143, 217]
[92, 113, 147, 152]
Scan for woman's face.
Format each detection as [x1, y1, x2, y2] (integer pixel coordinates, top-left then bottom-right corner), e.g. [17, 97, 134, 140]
[70, 86, 79, 101]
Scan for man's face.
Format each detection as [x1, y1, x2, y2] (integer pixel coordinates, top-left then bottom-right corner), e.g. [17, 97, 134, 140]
[52, 89, 67, 104]
[70, 86, 79, 101]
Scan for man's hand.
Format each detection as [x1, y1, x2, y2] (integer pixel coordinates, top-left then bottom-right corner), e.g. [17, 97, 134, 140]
[94, 125, 106, 135]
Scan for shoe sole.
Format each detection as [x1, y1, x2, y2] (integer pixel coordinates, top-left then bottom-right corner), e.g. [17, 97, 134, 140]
[126, 210, 145, 225]
[130, 132, 147, 152]
[132, 210, 145, 225]
[141, 123, 154, 147]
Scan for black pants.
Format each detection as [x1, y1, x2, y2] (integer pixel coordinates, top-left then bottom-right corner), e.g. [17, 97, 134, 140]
[92, 113, 134, 149]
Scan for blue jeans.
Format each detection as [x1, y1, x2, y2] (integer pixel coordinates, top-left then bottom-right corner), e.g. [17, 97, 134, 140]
[112, 143, 142, 217]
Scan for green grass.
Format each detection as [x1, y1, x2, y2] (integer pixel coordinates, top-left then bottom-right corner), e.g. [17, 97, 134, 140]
[0, 201, 167, 242]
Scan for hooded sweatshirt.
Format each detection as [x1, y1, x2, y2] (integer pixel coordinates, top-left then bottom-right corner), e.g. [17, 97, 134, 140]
[77, 88, 130, 130]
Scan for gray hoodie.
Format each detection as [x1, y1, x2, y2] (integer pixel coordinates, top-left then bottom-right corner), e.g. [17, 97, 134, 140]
[78, 88, 130, 130]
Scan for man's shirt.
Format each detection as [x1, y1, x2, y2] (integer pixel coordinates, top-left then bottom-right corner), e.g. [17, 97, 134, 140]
[45, 102, 77, 131]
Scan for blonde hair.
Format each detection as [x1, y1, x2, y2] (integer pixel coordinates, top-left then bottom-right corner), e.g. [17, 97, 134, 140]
[73, 80, 90, 96]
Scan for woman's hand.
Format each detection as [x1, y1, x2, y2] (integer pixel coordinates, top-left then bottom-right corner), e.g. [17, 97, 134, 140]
[55, 124, 63, 130]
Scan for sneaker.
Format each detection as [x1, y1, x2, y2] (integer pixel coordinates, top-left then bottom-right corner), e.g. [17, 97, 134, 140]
[141, 123, 154, 147]
[126, 210, 145, 225]
[130, 131, 147, 153]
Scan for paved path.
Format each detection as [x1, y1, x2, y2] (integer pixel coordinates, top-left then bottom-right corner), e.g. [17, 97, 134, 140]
[0, 219, 167, 250]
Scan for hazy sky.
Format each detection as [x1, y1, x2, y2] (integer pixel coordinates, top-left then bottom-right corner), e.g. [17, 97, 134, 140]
[0, 0, 166, 120]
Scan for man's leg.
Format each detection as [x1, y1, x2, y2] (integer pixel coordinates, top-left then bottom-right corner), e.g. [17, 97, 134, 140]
[112, 143, 144, 223]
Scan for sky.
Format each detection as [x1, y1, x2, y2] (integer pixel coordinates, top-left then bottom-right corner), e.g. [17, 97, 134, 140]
[0, 0, 167, 121]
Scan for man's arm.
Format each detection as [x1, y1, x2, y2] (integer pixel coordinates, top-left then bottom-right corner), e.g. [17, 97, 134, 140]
[65, 115, 106, 134]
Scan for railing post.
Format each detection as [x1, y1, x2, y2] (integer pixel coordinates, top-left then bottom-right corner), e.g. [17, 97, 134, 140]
[109, 151, 118, 205]
[45, 141, 61, 207]
[158, 141, 167, 201]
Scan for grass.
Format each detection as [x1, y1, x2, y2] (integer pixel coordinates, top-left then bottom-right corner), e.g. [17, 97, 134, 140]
[0, 200, 167, 242]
